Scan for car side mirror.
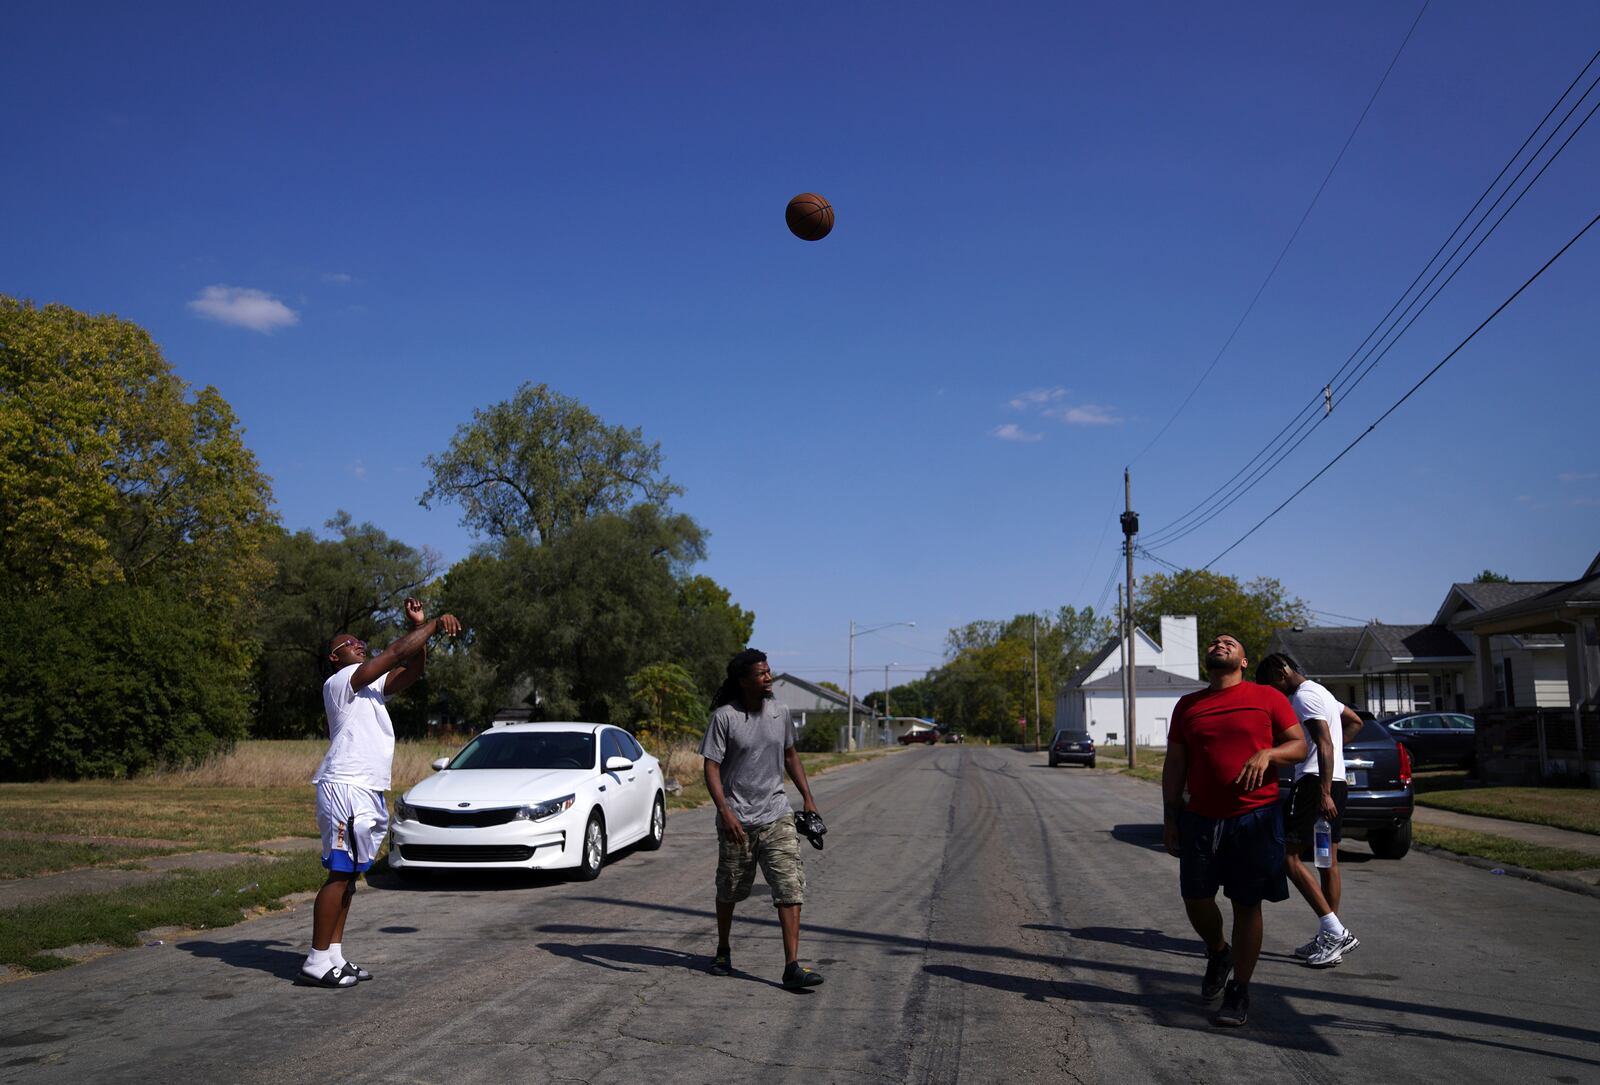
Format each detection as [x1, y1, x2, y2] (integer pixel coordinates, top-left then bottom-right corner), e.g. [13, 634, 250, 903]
[604, 756, 634, 772]
[430, 757, 450, 771]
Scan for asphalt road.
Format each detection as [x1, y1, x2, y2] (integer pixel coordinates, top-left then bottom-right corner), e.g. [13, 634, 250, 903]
[3, 746, 1597, 1084]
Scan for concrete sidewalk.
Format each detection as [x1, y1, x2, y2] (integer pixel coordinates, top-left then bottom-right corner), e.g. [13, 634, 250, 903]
[1412, 804, 1600, 858]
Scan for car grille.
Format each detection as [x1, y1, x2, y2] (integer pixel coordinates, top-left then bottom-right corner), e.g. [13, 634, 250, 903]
[398, 844, 537, 863]
[412, 806, 520, 828]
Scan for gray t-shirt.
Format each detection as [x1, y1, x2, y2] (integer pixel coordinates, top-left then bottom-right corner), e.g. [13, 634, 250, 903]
[699, 698, 793, 827]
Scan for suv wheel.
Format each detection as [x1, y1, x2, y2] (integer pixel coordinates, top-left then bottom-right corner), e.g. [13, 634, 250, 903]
[1368, 820, 1412, 860]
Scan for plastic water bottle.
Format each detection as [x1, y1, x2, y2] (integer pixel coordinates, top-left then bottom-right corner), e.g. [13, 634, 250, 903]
[1313, 817, 1333, 869]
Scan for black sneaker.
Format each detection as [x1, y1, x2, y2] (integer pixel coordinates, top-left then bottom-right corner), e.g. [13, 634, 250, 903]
[709, 949, 732, 976]
[1214, 980, 1249, 1027]
[782, 961, 824, 989]
[1201, 944, 1232, 1001]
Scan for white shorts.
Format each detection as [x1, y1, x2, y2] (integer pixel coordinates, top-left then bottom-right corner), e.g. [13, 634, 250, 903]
[315, 782, 389, 873]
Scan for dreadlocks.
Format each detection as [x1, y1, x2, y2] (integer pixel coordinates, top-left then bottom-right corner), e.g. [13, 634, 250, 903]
[1254, 652, 1300, 685]
[712, 648, 769, 709]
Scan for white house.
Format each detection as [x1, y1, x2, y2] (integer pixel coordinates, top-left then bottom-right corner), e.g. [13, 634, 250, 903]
[1054, 615, 1203, 747]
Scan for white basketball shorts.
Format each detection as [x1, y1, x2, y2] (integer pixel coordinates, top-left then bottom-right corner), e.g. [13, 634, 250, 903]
[315, 781, 389, 873]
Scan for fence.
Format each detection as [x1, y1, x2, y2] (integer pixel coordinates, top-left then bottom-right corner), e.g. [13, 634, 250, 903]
[1475, 706, 1600, 785]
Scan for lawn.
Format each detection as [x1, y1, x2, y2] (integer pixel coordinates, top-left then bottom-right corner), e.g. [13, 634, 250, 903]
[1095, 746, 1167, 785]
[1417, 786, 1600, 837]
[0, 839, 178, 881]
[1413, 825, 1598, 872]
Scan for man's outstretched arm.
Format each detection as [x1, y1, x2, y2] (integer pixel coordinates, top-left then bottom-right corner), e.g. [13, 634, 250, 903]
[384, 598, 432, 697]
[351, 607, 460, 692]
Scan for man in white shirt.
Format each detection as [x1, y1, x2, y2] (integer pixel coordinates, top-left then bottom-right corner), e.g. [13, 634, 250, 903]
[1256, 653, 1366, 969]
[301, 597, 461, 988]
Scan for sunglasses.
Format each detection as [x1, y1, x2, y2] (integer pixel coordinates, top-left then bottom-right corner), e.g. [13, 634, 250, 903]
[330, 638, 367, 655]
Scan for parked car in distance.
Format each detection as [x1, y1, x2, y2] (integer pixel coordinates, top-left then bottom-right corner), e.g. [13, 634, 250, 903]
[1379, 711, 1477, 770]
[1047, 729, 1095, 768]
[390, 722, 666, 880]
[898, 727, 939, 745]
[942, 730, 965, 744]
[1277, 717, 1414, 859]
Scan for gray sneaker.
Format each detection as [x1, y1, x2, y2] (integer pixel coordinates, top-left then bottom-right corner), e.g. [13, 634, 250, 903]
[1306, 930, 1357, 969]
[1293, 935, 1322, 959]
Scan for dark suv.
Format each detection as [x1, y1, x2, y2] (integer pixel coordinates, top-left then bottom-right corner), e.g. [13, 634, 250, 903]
[1048, 729, 1096, 768]
[1278, 718, 1414, 859]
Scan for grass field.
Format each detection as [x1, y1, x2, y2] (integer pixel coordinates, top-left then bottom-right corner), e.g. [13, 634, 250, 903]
[0, 839, 177, 881]
[1094, 746, 1167, 785]
[1417, 786, 1600, 837]
[1413, 824, 1598, 872]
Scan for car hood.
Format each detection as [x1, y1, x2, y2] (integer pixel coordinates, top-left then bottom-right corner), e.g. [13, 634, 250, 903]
[404, 768, 592, 806]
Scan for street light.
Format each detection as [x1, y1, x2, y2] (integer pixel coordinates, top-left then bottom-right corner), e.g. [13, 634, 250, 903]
[848, 620, 915, 751]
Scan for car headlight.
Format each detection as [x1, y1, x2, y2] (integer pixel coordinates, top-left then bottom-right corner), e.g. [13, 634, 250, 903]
[394, 799, 418, 822]
[516, 794, 576, 822]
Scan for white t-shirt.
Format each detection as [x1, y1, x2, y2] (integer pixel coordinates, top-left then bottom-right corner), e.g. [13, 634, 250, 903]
[313, 664, 395, 791]
[1290, 679, 1346, 783]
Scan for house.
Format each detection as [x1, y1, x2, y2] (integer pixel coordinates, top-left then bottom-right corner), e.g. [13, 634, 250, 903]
[1263, 626, 1365, 711]
[771, 672, 875, 732]
[1054, 615, 1204, 747]
[1436, 580, 1573, 710]
[1454, 553, 1600, 784]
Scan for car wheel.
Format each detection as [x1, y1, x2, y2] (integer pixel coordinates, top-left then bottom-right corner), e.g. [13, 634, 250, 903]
[1368, 820, 1412, 860]
[576, 812, 606, 880]
[641, 794, 666, 851]
[1087, 757, 1096, 769]
[1048, 756, 1058, 767]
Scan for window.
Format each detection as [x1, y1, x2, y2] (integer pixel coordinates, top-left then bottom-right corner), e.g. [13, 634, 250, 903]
[620, 731, 646, 759]
[1412, 682, 1431, 711]
[448, 731, 595, 770]
[601, 729, 626, 766]
[1445, 715, 1475, 731]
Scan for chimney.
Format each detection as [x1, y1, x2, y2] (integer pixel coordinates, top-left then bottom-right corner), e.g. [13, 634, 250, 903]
[1162, 615, 1200, 680]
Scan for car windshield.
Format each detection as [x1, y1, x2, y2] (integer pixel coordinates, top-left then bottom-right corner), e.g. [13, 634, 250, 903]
[447, 731, 595, 771]
[1056, 731, 1089, 740]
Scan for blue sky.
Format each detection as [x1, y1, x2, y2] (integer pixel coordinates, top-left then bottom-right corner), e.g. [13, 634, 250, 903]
[5, 1, 1598, 687]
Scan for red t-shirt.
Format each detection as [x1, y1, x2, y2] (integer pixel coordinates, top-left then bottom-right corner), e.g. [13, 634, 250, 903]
[1168, 681, 1300, 819]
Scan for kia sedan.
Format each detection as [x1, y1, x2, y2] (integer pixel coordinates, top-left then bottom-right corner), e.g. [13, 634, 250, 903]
[390, 723, 665, 880]
[1380, 711, 1477, 770]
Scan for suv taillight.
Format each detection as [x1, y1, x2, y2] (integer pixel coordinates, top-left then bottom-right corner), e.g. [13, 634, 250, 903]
[1397, 742, 1413, 788]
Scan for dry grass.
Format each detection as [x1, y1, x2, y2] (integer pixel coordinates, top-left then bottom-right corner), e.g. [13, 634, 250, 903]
[147, 738, 467, 792]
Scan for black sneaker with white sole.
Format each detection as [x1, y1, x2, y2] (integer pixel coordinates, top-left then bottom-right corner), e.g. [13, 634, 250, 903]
[1201, 944, 1233, 1001]
[1214, 980, 1249, 1026]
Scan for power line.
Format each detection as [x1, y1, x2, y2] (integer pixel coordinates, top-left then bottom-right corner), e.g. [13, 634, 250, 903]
[1129, 0, 1429, 466]
[1143, 51, 1600, 551]
[1203, 205, 1600, 570]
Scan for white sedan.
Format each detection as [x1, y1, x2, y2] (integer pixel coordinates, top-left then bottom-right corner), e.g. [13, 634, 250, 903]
[389, 722, 666, 879]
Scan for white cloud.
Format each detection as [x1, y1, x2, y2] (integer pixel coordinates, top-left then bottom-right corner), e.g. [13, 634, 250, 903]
[1571, 497, 1600, 508]
[351, 459, 368, 481]
[992, 423, 1043, 443]
[187, 285, 299, 333]
[1516, 494, 1534, 503]
[1054, 403, 1122, 426]
[1009, 386, 1069, 410]
[322, 272, 354, 285]
[1558, 471, 1597, 483]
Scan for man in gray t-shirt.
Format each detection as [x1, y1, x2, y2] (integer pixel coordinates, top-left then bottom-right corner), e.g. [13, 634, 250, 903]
[701, 648, 823, 989]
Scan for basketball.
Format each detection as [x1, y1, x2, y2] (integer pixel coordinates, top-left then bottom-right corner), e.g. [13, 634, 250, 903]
[785, 192, 834, 241]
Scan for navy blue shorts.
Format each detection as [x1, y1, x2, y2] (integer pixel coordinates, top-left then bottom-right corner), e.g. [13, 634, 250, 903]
[1179, 804, 1288, 906]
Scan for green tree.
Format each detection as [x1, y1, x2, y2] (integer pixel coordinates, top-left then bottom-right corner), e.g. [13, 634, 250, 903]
[627, 662, 707, 742]
[441, 505, 749, 727]
[0, 584, 251, 779]
[253, 514, 441, 738]
[1131, 569, 1310, 671]
[1473, 569, 1512, 583]
[421, 382, 682, 542]
[0, 297, 276, 616]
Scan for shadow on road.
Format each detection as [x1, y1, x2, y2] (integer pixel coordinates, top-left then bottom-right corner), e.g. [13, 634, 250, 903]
[1109, 823, 1167, 851]
[538, 941, 789, 990]
[179, 938, 305, 983]
[1060, 925, 1201, 959]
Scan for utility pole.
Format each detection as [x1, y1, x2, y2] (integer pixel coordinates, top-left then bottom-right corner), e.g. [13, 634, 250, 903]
[1118, 584, 1128, 755]
[884, 663, 893, 722]
[1032, 614, 1041, 752]
[1121, 468, 1139, 770]
[847, 620, 856, 752]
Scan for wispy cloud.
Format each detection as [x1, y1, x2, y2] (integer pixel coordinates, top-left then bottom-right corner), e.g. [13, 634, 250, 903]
[187, 285, 299, 333]
[1009, 386, 1069, 410]
[1571, 496, 1600, 508]
[992, 423, 1043, 443]
[322, 271, 354, 285]
[1558, 471, 1597, 483]
[351, 459, 368, 481]
[1052, 403, 1122, 426]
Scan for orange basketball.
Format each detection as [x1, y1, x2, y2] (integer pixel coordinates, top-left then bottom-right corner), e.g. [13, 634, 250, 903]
[785, 192, 834, 241]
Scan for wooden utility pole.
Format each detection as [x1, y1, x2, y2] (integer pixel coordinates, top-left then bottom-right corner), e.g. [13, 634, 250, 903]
[1117, 585, 1128, 755]
[1121, 468, 1139, 770]
[1032, 614, 1041, 752]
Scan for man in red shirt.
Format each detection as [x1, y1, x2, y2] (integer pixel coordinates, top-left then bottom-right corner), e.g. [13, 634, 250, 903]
[1163, 633, 1307, 1027]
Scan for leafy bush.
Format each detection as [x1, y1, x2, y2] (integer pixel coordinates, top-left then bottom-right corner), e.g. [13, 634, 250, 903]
[0, 585, 249, 779]
[794, 712, 844, 753]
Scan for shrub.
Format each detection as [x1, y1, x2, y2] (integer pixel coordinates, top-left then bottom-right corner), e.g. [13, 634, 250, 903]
[0, 585, 250, 779]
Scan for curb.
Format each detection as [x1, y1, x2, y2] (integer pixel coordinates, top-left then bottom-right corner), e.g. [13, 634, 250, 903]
[1412, 843, 1600, 901]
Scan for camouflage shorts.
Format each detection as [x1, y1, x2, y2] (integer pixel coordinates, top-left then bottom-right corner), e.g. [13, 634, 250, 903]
[716, 814, 806, 907]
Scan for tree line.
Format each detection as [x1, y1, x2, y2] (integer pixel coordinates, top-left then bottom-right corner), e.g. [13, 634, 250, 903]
[0, 298, 748, 779]
[860, 573, 1311, 741]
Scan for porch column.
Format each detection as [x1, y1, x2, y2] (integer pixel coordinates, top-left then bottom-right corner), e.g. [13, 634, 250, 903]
[1475, 635, 1496, 709]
